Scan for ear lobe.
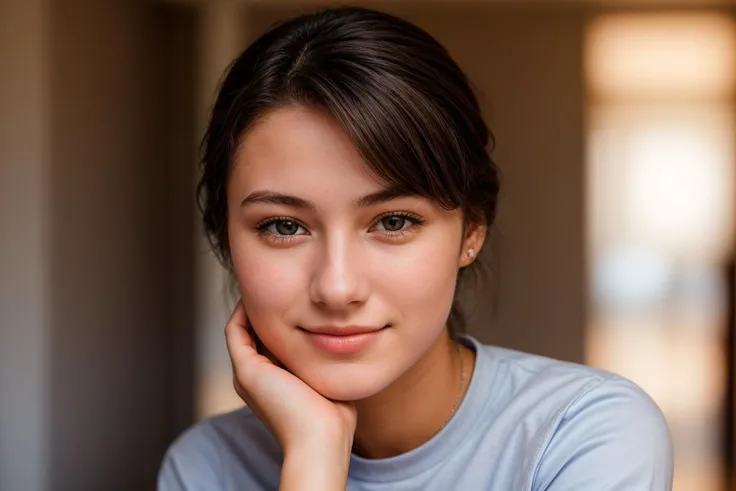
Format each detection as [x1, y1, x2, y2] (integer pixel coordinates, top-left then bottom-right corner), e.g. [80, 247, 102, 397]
[459, 222, 487, 267]
[459, 248, 476, 268]
[463, 224, 488, 254]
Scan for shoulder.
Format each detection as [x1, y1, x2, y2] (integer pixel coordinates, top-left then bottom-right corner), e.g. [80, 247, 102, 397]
[478, 341, 667, 424]
[470, 340, 673, 490]
[533, 374, 674, 490]
[157, 407, 281, 491]
[157, 415, 225, 491]
[475, 341, 622, 414]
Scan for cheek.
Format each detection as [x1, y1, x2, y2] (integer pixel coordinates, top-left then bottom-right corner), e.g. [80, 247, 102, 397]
[372, 232, 460, 329]
[229, 239, 307, 334]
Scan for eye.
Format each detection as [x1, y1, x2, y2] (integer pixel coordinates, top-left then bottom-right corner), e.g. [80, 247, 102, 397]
[376, 215, 409, 232]
[371, 212, 424, 235]
[257, 217, 308, 237]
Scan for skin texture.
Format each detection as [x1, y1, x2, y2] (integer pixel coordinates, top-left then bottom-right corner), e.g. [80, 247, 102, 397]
[224, 106, 486, 482]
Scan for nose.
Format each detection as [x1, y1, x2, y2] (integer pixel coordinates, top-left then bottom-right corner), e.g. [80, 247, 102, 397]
[309, 233, 369, 311]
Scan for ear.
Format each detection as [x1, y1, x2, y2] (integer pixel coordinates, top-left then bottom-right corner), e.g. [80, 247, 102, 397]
[458, 221, 487, 268]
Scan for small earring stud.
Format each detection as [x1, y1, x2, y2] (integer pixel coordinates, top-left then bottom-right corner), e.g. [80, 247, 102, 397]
[468, 248, 476, 260]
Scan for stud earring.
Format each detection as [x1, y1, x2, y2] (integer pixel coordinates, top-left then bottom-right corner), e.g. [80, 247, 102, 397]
[468, 248, 476, 260]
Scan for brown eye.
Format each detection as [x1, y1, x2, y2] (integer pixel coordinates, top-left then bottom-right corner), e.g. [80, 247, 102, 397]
[274, 219, 299, 235]
[258, 218, 306, 237]
[380, 215, 406, 232]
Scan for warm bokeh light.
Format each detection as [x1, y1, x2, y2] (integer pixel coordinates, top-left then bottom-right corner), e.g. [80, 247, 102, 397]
[589, 105, 735, 262]
[586, 13, 736, 101]
[586, 11, 736, 491]
[587, 321, 727, 422]
[626, 123, 734, 262]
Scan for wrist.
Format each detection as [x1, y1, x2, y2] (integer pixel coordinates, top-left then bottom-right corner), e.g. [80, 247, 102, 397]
[285, 429, 353, 463]
[281, 439, 352, 491]
[285, 424, 354, 456]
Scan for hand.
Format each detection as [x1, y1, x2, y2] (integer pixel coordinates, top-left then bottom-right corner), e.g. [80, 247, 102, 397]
[224, 300, 358, 456]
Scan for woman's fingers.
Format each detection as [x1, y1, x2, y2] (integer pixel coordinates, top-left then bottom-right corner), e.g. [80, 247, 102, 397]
[225, 299, 286, 369]
[224, 301, 264, 409]
[224, 301, 260, 383]
[225, 300, 258, 354]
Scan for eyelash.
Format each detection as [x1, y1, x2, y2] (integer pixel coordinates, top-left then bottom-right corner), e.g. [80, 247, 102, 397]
[256, 216, 308, 245]
[255, 212, 425, 243]
[370, 211, 425, 238]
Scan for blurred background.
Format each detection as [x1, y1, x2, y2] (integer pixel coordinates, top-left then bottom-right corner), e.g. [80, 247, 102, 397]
[2, 0, 735, 490]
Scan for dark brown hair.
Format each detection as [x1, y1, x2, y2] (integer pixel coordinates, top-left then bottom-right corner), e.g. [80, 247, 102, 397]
[198, 7, 500, 334]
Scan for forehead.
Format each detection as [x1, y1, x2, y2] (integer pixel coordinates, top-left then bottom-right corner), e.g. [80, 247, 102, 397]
[231, 106, 385, 199]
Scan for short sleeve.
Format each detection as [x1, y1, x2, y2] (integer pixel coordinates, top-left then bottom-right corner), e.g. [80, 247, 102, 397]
[532, 376, 674, 491]
[157, 422, 224, 491]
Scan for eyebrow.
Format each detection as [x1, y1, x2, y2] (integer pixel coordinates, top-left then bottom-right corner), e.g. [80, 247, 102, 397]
[240, 186, 414, 210]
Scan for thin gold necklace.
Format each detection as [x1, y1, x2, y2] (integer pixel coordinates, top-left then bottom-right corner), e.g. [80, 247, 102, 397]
[436, 342, 468, 434]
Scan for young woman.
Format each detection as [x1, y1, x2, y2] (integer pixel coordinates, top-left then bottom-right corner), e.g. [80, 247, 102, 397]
[158, 7, 673, 491]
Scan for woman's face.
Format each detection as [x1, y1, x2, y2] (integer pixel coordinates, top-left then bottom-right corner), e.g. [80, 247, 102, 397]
[227, 106, 476, 401]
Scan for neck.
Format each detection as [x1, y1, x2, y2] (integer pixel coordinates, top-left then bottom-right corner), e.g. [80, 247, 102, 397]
[351, 331, 473, 459]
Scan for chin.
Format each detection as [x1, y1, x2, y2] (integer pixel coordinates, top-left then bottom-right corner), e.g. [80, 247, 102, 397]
[296, 364, 395, 402]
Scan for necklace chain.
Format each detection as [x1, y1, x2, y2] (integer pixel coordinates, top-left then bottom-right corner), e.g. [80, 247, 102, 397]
[437, 342, 467, 434]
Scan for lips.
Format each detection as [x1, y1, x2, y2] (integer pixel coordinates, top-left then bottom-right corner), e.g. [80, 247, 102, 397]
[300, 325, 387, 354]
[302, 325, 385, 336]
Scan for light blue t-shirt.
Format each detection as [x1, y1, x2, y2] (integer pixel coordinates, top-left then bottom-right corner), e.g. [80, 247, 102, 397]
[158, 335, 674, 490]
